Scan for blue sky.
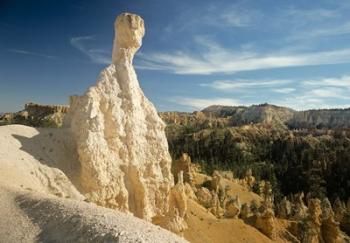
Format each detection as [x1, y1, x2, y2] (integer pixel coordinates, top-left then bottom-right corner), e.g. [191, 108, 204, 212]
[1, 0, 350, 112]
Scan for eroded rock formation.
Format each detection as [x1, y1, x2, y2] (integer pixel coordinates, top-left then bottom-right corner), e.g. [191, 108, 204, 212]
[303, 199, 323, 243]
[195, 187, 212, 208]
[225, 195, 241, 219]
[154, 171, 188, 235]
[291, 192, 308, 220]
[254, 207, 276, 240]
[171, 153, 193, 185]
[278, 196, 292, 219]
[64, 13, 173, 222]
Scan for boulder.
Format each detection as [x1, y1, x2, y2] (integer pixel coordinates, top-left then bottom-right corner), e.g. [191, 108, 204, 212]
[255, 208, 276, 240]
[195, 187, 213, 208]
[240, 203, 251, 219]
[225, 195, 241, 219]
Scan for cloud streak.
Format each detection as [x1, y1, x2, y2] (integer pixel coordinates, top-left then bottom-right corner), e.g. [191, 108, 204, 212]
[70, 36, 110, 64]
[169, 97, 241, 110]
[137, 37, 350, 75]
[200, 79, 290, 90]
[6, 48, 56, 59]
[196, 75, 350, 111]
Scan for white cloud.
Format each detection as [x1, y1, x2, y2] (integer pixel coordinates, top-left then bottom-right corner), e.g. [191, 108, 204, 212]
[303, 75, 350, 87]
[70, 36, 110, 64]
[284, 7, 338, 21]
[200, 79, 290, 90]
[198, 75, 350, 111]
[275, 76, 350, 110]
[272, 88, 296, 94]
[170, 97, 241, 110]
[137, 37, 350, 75]
[6, 48, 56, 59]
[291, 22, 350, 40]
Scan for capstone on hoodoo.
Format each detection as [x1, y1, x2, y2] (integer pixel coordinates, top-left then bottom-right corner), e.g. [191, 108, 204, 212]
[64, 13, 174, 222]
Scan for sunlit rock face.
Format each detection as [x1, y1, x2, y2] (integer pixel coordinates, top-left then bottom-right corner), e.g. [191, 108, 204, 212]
[64, 13, 173, 221]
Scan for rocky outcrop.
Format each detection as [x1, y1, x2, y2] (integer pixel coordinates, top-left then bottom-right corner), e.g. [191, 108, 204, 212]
[243, 169, 256, 190]
[291, 192, 308, 220]
[64, 13, 173, 222]
[278, 196, 292, 219]
[24, 103, 69, 115]
[161, 103, 350, 130]
[333, 197, 346, 223]
[202, 104, 295, 127]
[302, 199, 323, 243]
[195, 187, 212, 208]
[6, 102, 350, 130]
[225, 195, 241, 219]
[240, 203, 251, 219]
[288, 109, 350, 129]
[254, 207, 276, 240]
[0, 103, 68, 127]
[171, 153, 193, 185]
[322, 215, 343, 243]
[154, 171, 188, 235]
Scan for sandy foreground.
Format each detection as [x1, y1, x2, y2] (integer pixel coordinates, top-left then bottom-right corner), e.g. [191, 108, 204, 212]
[0, 125, 186, 243]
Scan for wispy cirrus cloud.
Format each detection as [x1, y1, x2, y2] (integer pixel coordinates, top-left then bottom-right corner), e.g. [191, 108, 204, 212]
[284, 7, 338, 21]
[6, 48, 56, 59]
[200, 79, 290, 90]
[196, 75, 350, 111]
[70, 36, 110, 64]
[290, 21, 350, 40]
[302, 75, 350, 87]
[137, 36, 350, 75]
[276, 75, 350, 110]
[272, 88, 296, 94]
[163, 2, 261, 34]
[169, 97, 241, 110]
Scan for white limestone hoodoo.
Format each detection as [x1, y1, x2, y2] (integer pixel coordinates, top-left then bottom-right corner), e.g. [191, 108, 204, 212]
[65, 13, 174, 221]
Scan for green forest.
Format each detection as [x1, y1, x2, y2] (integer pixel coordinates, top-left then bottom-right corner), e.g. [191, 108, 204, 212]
[166, 123, 350, 203]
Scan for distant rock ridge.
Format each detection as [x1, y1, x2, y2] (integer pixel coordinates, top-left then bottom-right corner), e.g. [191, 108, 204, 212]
[3, 102, 350, 129]
[161, 103, 350, 129]
[24, 103, 69, 115]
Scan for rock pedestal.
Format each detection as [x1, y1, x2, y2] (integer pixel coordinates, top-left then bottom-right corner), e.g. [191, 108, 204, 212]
[65, 13, 173, 221]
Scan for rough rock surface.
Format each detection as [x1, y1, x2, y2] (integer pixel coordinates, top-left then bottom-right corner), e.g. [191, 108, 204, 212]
[224, 195, 241, 219]
[303, 199, 323, 243]
[195, 187, 213, 208]
[64, 13, 173, 221]
[291, 192, 308, 220]
[171, 153, 193, 184]
[240, 202, 251, 219]
[153, 171, 188, 235]
[278, 196, 292, 219]
[254, 207, 276, 240]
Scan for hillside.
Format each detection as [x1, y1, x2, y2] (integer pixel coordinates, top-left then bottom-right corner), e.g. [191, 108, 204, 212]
[0, 124, 286, 242]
